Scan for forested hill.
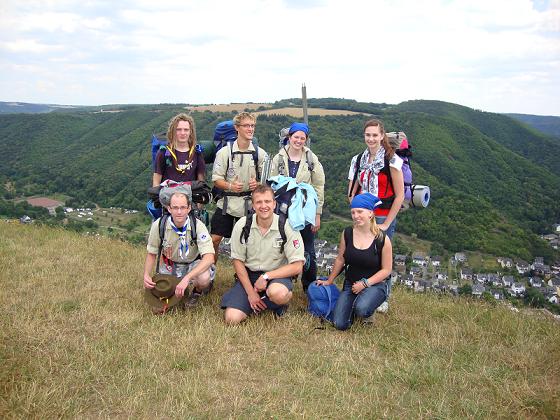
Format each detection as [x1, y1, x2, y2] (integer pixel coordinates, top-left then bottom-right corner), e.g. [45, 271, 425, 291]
[1, 100, 559, 261]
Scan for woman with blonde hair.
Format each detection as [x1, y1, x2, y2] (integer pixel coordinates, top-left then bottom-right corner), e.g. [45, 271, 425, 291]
[316, 193, 392, 330]
[153, 113, 206, 186]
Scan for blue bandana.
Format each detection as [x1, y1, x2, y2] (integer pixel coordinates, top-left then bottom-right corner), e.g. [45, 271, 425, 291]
[350, 193, 381, 210]
[288, 122, 309, 137]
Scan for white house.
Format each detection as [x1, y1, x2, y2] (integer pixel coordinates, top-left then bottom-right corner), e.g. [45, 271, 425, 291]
[516, 260, 530, 275]
[511, 282, 526, 296]
[497, 257, 513, 268]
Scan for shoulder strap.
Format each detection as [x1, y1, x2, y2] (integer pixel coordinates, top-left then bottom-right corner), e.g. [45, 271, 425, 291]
[156, 214, 169, 273]
[306, 150, 314, 172]
[189, 213, 197, 246]
[375, 230, 386, 257]
[278, 212, 287, 253]
[349, 152, 364, 197]
[240, 214, 253, 245]
[253, 148, 260, 182]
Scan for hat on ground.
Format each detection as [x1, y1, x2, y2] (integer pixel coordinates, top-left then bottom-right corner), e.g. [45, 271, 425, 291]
[144, 274, 183, 312]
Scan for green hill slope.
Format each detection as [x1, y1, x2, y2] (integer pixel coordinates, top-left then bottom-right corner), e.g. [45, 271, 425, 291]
[0, 101, 559, 260]
[1, 222, 559, 418]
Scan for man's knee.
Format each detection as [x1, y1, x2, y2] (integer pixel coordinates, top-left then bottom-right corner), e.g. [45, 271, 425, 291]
[192, 269, 212, 291]
[224, 308, 247, 325]
[267, 283, 292, 305]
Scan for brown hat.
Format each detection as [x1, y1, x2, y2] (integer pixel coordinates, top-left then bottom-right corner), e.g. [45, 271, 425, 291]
[144, 274, 183, 312]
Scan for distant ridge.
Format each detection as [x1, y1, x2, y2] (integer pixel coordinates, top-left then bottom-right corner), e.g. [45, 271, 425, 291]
[0, 101, 78, 114]
[506, 113, 560, 138]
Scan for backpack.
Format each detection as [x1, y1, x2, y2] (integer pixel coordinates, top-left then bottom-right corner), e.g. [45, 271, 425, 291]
[348, 131, 418, 208]
[211, 120, 260, 203]
[307, 281, 340, 322]
[239, 212, 287, 253]
[147, 180, 212, 220]
[155, 212, 198, 274]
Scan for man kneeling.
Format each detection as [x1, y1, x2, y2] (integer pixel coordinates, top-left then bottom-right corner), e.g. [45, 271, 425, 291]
[221, 185, 304, 324]
[144, 191, 215, 314]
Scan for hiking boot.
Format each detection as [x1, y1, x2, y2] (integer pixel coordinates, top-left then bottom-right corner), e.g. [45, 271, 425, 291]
[376, 301, 389, 313]
[362, 314, 375, 324]
[185, 291, 202, 308]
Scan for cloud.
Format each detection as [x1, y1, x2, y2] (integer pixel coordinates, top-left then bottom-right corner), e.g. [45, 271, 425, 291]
[0, 0, 558, 115]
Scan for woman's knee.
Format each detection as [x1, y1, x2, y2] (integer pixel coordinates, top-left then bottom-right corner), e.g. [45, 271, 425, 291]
[333, 318, 351, 331]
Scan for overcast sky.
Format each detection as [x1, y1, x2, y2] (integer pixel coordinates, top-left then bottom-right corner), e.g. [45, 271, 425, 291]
[1, 0, 559, 115]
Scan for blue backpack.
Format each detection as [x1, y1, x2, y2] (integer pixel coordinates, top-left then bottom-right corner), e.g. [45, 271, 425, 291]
[307, 281, 340, 322]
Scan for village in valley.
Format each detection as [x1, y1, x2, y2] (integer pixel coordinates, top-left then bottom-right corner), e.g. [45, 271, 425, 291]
[17, 196, 560, 316]
[218, 223, 560, 315]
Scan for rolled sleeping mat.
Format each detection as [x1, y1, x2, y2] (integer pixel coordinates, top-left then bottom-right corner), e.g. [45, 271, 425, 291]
[411, 185, 430, 208]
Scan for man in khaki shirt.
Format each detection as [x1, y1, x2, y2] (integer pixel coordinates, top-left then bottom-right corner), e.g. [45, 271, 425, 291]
[221, 185, 305, 324]
[144, 192, 215, 311]
[210, 112, 267, 261]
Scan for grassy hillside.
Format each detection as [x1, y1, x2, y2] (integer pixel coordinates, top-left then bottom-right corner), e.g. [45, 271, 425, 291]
[0, 100, 559, 261]
[1, 222, 559, 418]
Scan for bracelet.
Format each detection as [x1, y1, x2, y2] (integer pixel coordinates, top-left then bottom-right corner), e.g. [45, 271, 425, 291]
[262, 273, 270, 282]
[361, 278, 369, 288]
[228, 182, 232, 191]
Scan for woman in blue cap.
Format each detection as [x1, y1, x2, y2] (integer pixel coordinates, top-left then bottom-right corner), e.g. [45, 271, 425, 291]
[269, 122, 325, 292]
[316, 193, 393, 330]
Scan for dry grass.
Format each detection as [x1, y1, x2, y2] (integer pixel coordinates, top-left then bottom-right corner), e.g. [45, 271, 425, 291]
[185, 103, 272, 113]
[1, 221, 559, 419]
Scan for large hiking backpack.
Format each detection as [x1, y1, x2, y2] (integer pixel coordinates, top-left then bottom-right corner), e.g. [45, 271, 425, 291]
[307, 281, 340, 322]
[349, 131, 430, 209]
[147, 180, 212, 220]
[211, 120, 261, 203]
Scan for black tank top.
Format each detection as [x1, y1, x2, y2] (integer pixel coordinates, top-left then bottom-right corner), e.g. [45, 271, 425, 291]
[343, 227, 384, 286]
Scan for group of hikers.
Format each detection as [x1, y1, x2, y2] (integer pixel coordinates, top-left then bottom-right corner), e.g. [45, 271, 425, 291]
[143, 111, 405, 330]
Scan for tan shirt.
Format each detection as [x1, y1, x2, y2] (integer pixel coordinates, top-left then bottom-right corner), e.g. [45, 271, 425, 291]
[269, 146, 325, 214]
[147, 216, 214, 263]
[230, 213, 305, 272]
[211, 140, 267, 218]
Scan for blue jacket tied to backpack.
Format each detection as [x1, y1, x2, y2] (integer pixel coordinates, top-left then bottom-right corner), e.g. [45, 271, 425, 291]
[269, 175, 318, 231]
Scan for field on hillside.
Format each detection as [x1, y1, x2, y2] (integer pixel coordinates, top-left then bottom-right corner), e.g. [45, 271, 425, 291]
[255, 106, 365, 117]
[1, 222, 559, 419]
[184, 103, 365, 117]
[186, 103, 272, 112]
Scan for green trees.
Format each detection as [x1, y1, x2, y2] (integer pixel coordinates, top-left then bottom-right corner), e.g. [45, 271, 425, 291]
[0, 101, 558, 262]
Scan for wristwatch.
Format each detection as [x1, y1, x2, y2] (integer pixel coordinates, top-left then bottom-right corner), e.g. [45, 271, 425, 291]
[262, 273, 270, 282]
